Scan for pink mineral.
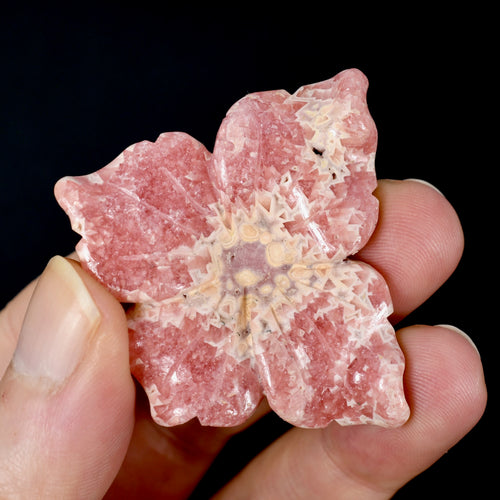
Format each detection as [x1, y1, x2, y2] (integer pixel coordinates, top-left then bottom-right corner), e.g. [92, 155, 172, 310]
[55, 69, 410, 428]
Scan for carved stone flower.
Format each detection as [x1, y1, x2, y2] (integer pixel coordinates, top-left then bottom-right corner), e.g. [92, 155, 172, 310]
[55, 69, 409, 428]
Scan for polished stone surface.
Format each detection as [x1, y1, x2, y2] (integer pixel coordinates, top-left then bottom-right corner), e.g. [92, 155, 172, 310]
[55, 69, 409, 428]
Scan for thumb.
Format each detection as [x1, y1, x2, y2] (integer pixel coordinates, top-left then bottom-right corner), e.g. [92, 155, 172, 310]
[0, 256, 135, 499]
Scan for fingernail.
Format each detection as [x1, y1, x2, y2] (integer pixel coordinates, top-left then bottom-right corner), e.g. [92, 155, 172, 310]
[12, 256, 101, 387]
[435, 324, 481, 358]
[404, 178, 444, 197]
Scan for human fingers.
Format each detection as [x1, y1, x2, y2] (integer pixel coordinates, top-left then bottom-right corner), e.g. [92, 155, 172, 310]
[0, 256, 135, 499]
[104, 387, 271, 499]
[0, 252, 80, 379]
[212, 325, 486, 499]
[0, 280, 37, 378]
[105, 178, 465, 498]
[357, 179, 464, 322]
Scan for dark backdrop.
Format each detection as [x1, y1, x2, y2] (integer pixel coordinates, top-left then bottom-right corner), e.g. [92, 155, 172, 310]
[1, 4, 494, 498]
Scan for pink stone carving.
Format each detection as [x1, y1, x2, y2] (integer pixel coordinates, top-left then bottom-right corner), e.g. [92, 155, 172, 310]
[55, 69, 410, 428]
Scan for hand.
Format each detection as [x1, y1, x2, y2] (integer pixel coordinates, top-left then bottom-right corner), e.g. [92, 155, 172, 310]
[0, 179, 486, 499]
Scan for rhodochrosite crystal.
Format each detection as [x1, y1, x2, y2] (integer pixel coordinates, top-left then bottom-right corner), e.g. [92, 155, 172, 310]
[55, 69, 410, 428]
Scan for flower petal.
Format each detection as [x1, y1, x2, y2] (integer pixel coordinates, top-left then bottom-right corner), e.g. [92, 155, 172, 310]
[129, 302, 263, 427]
[210, 88, 303, 209]
[55, 132, 218, 302]
[210, 69, 378, 260]
[286, 69, 379, 259]
[253, 260, 409, 428]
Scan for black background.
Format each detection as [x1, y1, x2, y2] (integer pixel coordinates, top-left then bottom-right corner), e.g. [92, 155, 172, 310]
[1, 3, 495, 498]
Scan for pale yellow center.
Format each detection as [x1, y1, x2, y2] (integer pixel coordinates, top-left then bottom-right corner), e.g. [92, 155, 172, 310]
[234, 269, 262, 287]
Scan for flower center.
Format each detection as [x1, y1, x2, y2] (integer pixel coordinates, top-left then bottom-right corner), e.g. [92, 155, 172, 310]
[207, 204, 306, 349]
[181, 199, 331, 360]
[222, 240, 293, 295]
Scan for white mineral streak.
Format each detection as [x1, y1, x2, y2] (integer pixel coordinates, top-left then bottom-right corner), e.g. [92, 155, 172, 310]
[291, 186, 311, 219]
[306, 221, 331, 255]
[85, 172, 103, 184]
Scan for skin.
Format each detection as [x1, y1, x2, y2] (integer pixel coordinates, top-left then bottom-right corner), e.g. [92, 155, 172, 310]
[0, 179, 487, 499]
